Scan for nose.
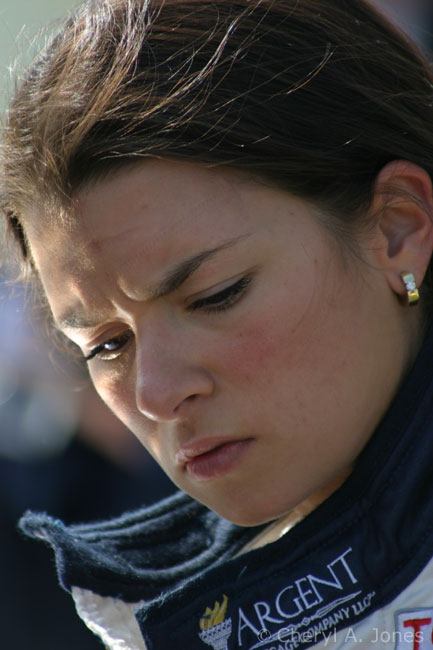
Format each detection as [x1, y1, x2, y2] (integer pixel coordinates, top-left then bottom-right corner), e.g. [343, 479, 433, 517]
[134, 327, 214, 422]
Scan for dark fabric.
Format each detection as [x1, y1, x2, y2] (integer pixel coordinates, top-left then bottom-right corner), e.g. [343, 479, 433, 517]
[20, 322, 433, 649]
[3, 435, 174, 650]
[20, 490, 264, 602]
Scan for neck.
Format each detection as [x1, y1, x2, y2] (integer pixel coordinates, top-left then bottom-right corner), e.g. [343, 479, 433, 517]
[239, 468, 352, 554]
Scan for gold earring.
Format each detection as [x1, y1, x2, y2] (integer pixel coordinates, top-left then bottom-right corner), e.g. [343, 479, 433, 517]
[401, 272, 420, 306]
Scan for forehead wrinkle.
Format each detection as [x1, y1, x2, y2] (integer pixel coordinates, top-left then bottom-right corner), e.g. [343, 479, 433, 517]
[57, 233, 251, 331]
[86, 224, 145, 255]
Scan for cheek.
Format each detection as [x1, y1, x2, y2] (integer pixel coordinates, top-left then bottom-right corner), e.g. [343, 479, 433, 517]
[214, 279, 355, 432]
[217, 290, 324, 388]
[89, 367, 156, 441]
[218, 258, 327, 385]
[221, 321, 285, 386]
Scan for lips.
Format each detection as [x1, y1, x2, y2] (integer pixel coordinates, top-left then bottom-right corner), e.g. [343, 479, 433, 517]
[176, 437, 253, 481]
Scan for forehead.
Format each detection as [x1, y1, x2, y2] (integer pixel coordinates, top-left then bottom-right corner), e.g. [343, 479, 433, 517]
[75, 160, 253, 242]
[27, 161, 250, 259]
[32, 160, 314, 266]
[24, 161, 296, 314]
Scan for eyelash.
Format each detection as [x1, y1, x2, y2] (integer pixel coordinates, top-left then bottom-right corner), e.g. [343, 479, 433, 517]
[84, 275, 252, 362]
[188, 275, 252, 313]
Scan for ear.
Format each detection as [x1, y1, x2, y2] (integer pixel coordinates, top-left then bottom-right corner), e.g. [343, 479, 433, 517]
[370, 160, 433, 300]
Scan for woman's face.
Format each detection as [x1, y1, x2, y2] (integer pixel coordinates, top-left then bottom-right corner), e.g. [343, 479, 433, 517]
[27, 160, 410, 525]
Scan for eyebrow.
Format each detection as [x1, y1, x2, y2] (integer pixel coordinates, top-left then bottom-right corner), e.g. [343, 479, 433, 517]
[57, 234, 249, 330]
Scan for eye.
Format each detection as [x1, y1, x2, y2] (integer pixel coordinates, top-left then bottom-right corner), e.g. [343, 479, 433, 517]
[189, 275, 252, 313]
[85, 330, 133, 362]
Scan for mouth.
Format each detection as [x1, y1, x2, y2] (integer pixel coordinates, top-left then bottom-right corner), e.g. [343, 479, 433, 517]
[176, 437, 253, 481]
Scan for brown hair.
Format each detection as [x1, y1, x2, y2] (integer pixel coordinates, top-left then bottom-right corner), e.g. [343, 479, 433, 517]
[2, 0, 433, 292]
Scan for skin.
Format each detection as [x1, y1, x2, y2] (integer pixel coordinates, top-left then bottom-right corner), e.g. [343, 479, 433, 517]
[25, 160, 421, 526]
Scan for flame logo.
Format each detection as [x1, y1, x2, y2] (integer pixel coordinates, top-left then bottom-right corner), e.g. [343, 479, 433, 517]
[199, 594, 229, 630]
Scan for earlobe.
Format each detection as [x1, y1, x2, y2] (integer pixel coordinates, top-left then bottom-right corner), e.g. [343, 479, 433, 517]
[370, 160, 433, 301]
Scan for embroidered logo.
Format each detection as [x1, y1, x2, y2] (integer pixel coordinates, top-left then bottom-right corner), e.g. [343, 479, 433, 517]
[394, 609, 433, 650]
[199, 594, 232, 650]
[237, 547, 368, 649]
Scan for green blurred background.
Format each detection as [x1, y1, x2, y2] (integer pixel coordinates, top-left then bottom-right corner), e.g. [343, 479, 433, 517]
[0, 0, 78, 114]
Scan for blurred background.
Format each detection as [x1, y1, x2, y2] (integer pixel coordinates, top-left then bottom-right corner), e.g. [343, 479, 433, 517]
[0, 0, 432, 648]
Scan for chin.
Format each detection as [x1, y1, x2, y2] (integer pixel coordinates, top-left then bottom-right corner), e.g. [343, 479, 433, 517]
[224, 513, 274, 527]
[201, 497, 290, 527]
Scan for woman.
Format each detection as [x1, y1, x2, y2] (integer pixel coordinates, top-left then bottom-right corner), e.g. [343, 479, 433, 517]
[2, 0, 433, 648]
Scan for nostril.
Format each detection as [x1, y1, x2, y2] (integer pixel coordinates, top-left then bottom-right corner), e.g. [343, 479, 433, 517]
[175, 393, 198, 411]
